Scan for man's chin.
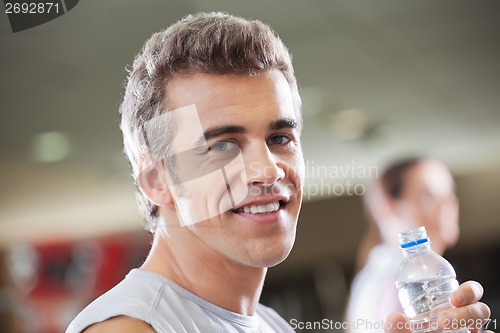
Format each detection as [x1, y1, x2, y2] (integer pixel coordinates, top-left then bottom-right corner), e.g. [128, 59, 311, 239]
[246, 244, 294, 269]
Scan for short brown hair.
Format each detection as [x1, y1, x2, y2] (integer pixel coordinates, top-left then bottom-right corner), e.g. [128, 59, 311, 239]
[119, 12, 301, 232]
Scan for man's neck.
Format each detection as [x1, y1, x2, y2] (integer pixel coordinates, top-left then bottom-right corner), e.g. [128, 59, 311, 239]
[141, 229, 267, 316]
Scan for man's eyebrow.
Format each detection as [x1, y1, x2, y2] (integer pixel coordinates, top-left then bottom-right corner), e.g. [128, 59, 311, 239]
[196, 125, 246, 145]
[194, 119, 300, 145]
[269, 118, 301, 132]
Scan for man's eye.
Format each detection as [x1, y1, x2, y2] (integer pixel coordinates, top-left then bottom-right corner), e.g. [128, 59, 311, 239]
[209, 141, 239, 152]
[268, 135, 291, 145]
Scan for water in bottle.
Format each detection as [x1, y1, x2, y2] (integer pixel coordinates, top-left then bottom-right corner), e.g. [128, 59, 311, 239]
[395, 226, 469, 333]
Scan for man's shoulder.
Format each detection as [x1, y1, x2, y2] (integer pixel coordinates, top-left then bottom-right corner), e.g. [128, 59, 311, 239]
[67, 270, 165, 333]
[83, 316, 156, 333]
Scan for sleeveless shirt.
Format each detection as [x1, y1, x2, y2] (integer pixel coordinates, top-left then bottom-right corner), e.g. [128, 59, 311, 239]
[66, 269, 293, 333]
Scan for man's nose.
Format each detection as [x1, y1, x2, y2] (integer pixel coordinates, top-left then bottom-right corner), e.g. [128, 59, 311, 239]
[245, 143, 285, 186]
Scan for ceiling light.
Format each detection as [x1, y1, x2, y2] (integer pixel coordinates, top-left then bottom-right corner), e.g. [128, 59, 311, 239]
[31, 131, 71, 163]
[329, 109, 367, 140]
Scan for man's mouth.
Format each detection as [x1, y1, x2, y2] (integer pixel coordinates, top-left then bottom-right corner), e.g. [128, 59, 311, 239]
[232, 201, 285, 215]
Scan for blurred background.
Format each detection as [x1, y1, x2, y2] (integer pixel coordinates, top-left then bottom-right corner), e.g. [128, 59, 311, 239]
[1, 1, 499, 332]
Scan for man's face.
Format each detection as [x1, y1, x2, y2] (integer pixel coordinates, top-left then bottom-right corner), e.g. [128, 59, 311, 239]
[159, 70, 304, 268]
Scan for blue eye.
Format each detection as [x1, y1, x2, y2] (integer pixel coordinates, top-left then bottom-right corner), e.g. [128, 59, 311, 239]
[209, 141, 239, 152]
[268, 135, 291, 145]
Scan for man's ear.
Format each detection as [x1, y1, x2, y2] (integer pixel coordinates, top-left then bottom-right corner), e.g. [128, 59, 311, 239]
[136, 155, 173, 206]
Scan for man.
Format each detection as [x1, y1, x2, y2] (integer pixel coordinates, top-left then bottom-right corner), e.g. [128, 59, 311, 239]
[67, 13, 491, 333]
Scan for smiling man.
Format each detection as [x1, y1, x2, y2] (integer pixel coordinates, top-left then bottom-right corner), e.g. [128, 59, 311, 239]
[66, 12, 491, 333]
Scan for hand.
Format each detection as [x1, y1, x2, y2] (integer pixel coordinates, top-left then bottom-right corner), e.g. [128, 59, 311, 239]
[385, 281, 492, 333]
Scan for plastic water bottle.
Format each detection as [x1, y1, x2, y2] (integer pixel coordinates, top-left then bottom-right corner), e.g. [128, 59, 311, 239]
[395, 226, 469, 333]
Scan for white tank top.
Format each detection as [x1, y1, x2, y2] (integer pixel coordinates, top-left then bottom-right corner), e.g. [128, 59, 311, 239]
[66, 269, 293, 333]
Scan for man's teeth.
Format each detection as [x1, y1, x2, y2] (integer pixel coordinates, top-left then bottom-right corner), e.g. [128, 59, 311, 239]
[239, 202, 280, 214]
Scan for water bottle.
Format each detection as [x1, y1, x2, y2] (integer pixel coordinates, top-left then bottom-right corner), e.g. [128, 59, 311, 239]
[395, 226, 469, 333]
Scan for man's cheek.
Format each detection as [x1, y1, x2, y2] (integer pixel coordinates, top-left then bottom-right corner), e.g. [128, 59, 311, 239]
[170, 151, 248, 226]
[221, 152, 248, 207]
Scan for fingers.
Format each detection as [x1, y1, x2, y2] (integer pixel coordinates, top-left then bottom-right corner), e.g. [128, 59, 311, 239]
[385, 282, 491, 333]
[438, 302, 491, 333]
[384, 312, 411, 333]
[440, 281, 491, 333]
[385, 305, 492, 333]
[450, 281, 484, 307]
